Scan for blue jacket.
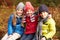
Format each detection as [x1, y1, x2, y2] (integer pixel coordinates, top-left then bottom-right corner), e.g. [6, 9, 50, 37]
[8, 14, 24, 36]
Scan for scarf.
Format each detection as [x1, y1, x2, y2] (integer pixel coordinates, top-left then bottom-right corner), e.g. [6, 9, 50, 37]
[36, 15, 49, 40]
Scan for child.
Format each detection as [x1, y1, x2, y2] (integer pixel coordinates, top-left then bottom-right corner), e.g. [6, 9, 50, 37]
[20, 2, 38, 40]
[1, 2, 25, 40]
[36, 4, 56, 40]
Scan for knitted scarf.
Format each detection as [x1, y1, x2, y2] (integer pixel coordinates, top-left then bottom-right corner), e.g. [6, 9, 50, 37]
[36, 15, 49, 40]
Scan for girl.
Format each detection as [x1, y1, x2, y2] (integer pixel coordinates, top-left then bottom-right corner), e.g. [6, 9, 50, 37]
[1, 2, 25, 40]
[20, 2, 38, 40]
[36, 4, 56, 40]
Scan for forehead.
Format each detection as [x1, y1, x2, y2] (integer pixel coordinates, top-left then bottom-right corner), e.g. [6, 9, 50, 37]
[27, 9, 32, 11]
[40, 11, 48, 14]
[17, 9, 23, 11]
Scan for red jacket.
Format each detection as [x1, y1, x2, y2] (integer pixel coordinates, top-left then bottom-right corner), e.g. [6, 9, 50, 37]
[25, 15, 38, 34]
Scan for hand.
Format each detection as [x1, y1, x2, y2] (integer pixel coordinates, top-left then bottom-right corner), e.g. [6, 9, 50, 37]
[41, 37, 46, 40]
[48, 14, 52, 19]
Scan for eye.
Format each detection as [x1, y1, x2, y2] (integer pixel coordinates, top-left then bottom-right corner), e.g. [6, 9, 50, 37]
[20, 10, 23, 11]
[18, 9, 23, 11]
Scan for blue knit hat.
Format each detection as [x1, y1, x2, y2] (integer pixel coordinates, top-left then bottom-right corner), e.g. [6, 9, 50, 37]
[16, 2, 25, 10]
[38, 4, 49, 14]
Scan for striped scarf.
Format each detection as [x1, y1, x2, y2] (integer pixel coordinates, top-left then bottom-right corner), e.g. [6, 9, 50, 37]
[23, 14, 35, 22]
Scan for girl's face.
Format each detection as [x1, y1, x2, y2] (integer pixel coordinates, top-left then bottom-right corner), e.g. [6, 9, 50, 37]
[26, 9, 33, 16]
[40, 12, 48, 18]
[16, 9, 23, 16]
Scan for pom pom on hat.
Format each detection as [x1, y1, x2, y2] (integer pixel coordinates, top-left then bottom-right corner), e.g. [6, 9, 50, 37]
[24, 2, 34, 12]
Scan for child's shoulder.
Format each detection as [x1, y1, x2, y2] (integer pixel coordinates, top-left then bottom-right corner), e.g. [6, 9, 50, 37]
[9, 14, 14, 18]
[10, 14, 14, 16]
[48, 18, 55, 24]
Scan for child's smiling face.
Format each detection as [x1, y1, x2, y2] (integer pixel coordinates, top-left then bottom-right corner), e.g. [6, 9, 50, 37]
[26, 9, 34, 16]
[40, 11, 48, 18]
[16, 9, 23, 16]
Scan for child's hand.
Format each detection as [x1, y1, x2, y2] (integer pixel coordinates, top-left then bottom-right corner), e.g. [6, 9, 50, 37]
[41, 37, 46, 40]
[48, 14, 52, 19]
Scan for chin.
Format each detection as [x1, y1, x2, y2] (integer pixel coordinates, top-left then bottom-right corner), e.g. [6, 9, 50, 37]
[42, 17, 45, 18]
[18, 14, 21, 16]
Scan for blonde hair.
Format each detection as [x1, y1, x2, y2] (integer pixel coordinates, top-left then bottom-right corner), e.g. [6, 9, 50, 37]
[12, 11, 17, 26]
[12, 11, 24, 27]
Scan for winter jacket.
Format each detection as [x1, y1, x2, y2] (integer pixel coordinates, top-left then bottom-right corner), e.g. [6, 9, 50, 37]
[36, 18, 56, 39]
[8, 14, 24, 36]
[24, 14, 38, 34]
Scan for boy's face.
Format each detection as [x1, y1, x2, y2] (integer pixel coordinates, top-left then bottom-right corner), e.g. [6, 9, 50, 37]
[40, 11, 48, 18]
[16, 9, 23, 16]
[26, 9, 33, 16]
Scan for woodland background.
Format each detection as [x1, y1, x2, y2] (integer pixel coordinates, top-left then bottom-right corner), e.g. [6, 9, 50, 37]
[0, 0, 60, 40]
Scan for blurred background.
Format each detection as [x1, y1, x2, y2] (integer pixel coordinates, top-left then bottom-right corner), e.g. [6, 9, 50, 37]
[0, 0, 60, 40]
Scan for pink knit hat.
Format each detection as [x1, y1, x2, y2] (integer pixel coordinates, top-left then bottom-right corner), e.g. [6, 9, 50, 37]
[24, 2, 34, 12]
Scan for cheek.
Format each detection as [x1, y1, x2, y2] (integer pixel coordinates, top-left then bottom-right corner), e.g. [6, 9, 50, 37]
[17, 12, 22, 15]
[43, 14, 48, 18]
[45, 13, 48, 17]
[17, 11, 23, 13]
[44, 13, 46, 16]
[20, 11, 23, 14]
[21, 11, 23, 13]
[17, 12, 20, 14]
[40, 14, 46, 18]
[17, 11, 20, 14]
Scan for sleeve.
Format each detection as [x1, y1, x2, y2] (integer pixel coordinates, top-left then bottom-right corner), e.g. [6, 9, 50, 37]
[30, 15, 38, 22]
[44, 19, 56, 39]
[36, 22, 42, 40]
[36, 22, 40, 40]
[8, 14, 14, 35]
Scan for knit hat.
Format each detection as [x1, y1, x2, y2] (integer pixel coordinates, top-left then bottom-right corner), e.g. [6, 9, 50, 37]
[16, 2, 25, 10]
[24, 2, 34, 12]
[38, 4, 49, 14]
